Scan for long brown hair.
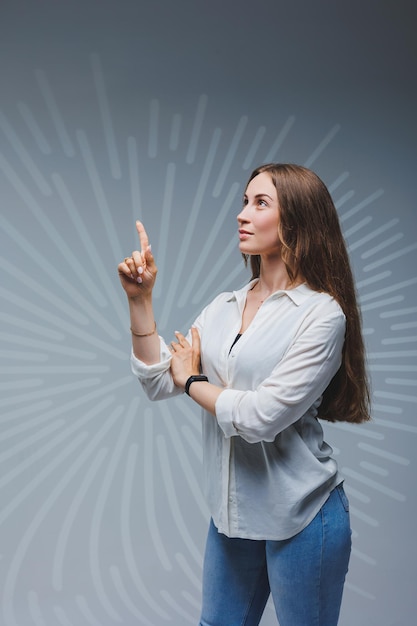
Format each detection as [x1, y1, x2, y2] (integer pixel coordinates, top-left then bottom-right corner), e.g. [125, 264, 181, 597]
[243, 163, 371, 424]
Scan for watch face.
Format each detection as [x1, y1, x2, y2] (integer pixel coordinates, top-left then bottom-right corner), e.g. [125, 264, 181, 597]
[185, 375, 208, 394]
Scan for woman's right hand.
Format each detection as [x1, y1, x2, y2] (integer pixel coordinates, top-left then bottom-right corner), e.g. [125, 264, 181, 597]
[118, 221, 157, 299]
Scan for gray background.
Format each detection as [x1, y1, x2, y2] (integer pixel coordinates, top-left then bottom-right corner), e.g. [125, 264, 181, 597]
[1, 0, 416, 624]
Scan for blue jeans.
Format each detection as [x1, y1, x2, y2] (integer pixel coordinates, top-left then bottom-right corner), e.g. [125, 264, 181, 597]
[199, 484, 351, 626]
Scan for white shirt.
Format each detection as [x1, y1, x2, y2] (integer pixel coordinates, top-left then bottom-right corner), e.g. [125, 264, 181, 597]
[131, 280, 346, 540]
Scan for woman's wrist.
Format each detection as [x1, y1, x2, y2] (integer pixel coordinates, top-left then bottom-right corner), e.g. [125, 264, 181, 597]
[127, 292, 153, 305]
[173, 372, 200, 391]
[128, 297, 154, 321]
[130, 321, 157, 337]
[128, 294, 154, 323]
[184, 375, 209, 395]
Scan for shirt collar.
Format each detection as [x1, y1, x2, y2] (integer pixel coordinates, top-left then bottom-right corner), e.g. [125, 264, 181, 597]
[227, 280, 316, 307]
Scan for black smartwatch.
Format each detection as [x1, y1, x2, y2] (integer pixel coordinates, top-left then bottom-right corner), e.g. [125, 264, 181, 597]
[185, 375, 209, 396]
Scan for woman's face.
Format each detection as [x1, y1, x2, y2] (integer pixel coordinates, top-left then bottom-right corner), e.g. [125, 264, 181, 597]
[237, 172, 281, 257]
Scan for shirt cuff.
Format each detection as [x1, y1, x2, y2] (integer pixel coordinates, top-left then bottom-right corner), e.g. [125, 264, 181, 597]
[215, 388, 242, 438]
[130, 337, 172, 380]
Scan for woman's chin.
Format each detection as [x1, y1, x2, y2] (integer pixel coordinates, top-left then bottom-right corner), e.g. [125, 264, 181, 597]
[238, 242, 252, 254]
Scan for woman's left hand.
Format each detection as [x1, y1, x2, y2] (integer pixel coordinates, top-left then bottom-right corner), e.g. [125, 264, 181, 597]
[169, 327, 201, 390]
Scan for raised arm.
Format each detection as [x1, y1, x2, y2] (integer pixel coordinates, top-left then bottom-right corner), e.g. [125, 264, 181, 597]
[118, 221, 160, 364]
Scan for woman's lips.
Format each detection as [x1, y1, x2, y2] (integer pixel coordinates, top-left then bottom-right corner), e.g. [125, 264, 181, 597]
[239, 229, 253, 240]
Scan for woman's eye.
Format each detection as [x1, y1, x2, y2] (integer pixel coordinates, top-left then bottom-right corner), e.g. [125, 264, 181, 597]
[258, 199, 267, 207]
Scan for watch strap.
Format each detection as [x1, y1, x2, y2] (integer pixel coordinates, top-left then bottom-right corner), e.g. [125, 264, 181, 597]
[185, 375, 209, 396]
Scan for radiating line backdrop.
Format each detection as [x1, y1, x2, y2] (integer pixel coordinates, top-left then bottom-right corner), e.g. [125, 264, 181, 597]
[1, 1, 416, 625]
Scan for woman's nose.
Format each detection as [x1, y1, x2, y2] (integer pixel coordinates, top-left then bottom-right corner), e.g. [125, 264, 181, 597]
[237, 207, 249, 224]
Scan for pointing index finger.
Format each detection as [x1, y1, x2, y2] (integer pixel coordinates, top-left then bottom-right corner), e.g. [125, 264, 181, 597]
[135, 220, 149, 254]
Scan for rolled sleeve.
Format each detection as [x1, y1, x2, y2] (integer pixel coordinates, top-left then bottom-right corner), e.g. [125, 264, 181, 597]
[130, 337, 181, 400]
[215, 389, 241, 438]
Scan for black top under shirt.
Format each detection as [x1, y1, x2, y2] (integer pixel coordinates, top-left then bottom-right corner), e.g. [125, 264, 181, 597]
[229, 333, 242, 354]
[228, 282, 256, 354]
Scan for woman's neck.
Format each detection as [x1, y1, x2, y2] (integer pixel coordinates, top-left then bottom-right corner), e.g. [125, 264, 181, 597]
[254, 256, 303, 297]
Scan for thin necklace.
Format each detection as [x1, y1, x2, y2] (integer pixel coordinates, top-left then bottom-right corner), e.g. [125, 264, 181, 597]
[251, 279, 299, 308]
[250, 282, 268, 308]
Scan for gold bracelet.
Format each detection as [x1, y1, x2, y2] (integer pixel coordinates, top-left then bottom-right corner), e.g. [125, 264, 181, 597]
[130, 321, 157, 337]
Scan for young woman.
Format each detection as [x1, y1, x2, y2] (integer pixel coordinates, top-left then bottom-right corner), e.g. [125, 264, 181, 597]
[118, 163, 370, 626]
